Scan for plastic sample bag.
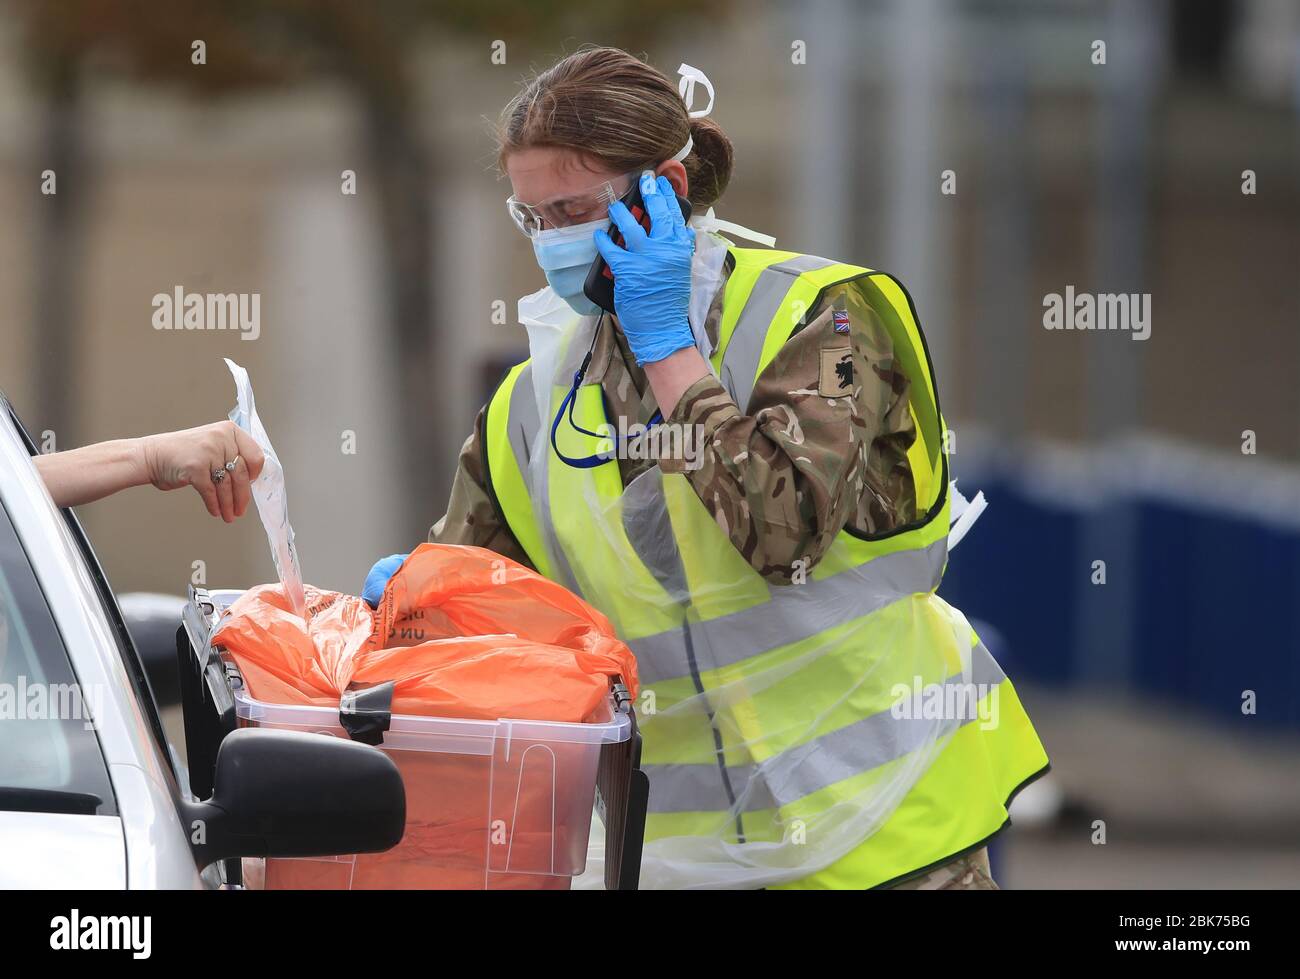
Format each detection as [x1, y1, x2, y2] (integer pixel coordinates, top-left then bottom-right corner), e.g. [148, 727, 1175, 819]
[225, 358, 306, 617]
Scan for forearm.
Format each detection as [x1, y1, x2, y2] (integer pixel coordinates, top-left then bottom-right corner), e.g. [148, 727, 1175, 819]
[34, 438, 148, 507]
[643, 345, 711, 419]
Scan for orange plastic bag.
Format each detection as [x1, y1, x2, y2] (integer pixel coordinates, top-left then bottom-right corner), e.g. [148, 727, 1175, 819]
[211, 543, 639, 889]
[214, 542, 638, 721]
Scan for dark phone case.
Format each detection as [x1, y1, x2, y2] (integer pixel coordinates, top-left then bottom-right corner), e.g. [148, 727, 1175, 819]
[583, 184, 692, 314]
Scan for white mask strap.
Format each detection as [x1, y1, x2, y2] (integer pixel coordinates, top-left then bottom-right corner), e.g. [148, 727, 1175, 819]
[678, 63, 715, 119]
[690, 206, 777, 248]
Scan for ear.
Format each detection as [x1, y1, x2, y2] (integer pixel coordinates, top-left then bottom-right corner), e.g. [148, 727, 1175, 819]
[654, 159, 689, 199]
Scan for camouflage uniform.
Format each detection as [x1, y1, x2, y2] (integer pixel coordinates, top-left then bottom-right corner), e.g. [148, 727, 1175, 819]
[887, 848, 999, 890]
[430, 262, 919, 581]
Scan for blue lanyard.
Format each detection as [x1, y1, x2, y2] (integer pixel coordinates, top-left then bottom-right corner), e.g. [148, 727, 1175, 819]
[550, 348, 664, 470]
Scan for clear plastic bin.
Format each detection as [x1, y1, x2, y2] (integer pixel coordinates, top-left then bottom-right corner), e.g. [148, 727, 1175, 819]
[196, 589, 633, 890]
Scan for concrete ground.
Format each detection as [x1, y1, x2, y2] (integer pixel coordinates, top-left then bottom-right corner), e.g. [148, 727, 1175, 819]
[995, 685, 1300, 889]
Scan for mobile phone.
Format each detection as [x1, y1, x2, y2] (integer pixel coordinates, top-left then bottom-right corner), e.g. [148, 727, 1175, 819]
[583, 179, 692, 315]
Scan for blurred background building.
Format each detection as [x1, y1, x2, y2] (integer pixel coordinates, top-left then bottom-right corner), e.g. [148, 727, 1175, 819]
[0, 0, 1297, 886]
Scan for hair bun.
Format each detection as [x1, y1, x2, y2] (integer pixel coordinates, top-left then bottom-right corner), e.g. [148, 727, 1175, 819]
[686, 116, 734, 209]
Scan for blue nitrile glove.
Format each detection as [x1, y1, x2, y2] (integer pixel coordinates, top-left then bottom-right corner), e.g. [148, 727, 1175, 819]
[361, 553, 408, 609]
[594, 171, 696, 366]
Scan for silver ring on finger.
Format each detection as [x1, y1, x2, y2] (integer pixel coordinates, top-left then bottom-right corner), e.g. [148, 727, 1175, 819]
[225, 455, 241, 473]
[211, 467, 228, 484]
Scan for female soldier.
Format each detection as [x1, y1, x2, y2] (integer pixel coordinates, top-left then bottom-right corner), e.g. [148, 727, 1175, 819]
[369, 47, 1047, 890]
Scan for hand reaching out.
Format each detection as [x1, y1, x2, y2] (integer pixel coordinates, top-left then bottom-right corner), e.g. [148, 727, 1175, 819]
[35, 419, 265, 520]
[139, 421, 266, 522]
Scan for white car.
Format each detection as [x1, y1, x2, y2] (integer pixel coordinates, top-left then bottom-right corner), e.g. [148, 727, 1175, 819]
[0, 394, 405, 888]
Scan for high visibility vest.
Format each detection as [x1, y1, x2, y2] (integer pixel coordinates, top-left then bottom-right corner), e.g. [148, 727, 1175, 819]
[483, 248, 1049, 888]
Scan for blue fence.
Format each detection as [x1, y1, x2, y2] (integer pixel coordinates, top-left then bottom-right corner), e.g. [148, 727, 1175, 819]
[939, 458, 1300, 733]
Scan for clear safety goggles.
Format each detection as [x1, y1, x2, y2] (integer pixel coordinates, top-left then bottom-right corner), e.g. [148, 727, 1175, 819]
[506, 170, 640, 238]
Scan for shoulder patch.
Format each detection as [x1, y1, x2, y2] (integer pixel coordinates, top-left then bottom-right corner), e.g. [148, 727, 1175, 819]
[819, 347, 854, 397]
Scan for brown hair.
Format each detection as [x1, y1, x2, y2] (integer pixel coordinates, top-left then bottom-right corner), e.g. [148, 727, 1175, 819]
[497, 47, 734, 209]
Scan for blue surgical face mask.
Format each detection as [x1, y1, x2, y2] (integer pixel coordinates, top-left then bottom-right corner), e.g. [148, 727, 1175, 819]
[531, 218, 605, 317]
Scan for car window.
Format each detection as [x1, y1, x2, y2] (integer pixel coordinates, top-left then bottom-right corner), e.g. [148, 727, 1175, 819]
[0, 499, 117, 816]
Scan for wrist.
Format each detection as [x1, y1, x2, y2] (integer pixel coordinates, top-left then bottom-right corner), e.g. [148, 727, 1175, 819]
[634, 320, 695, 367]
[643, 345, 711, 418]
[125, 436, 154, 488]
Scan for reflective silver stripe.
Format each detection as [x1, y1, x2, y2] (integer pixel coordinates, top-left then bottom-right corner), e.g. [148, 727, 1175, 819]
[621, 470, 691, 599]
[646, 760, 778, 817]
[629, 537, 947, 686]
[503, 363, 584, 596]
[506, 363, 537, 467]
[644, 640, 1007, 815]
[719, 254, 838, 410]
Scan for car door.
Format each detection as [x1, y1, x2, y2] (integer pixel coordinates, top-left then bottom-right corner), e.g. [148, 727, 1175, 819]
[0, 495, 127, 887]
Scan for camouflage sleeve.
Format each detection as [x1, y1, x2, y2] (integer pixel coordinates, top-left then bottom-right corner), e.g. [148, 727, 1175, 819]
[428, 406, 535, 570]
[661, 279, 916, 584]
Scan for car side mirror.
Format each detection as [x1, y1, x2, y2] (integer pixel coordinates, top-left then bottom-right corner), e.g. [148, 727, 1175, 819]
[180, 728, 405, 869]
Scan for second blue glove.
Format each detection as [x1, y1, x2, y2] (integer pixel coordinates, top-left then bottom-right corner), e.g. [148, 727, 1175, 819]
[361, 553, 409, 609]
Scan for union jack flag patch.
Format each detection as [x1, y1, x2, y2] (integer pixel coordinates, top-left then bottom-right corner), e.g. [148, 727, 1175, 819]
[832, 309, 851, 334]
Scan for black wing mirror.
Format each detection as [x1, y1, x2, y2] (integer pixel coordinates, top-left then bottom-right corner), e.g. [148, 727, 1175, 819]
[181, 728, 405, 869]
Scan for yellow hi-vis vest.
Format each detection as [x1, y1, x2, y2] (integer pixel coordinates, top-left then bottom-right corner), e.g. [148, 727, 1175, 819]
[483, 248, 1049, 888]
